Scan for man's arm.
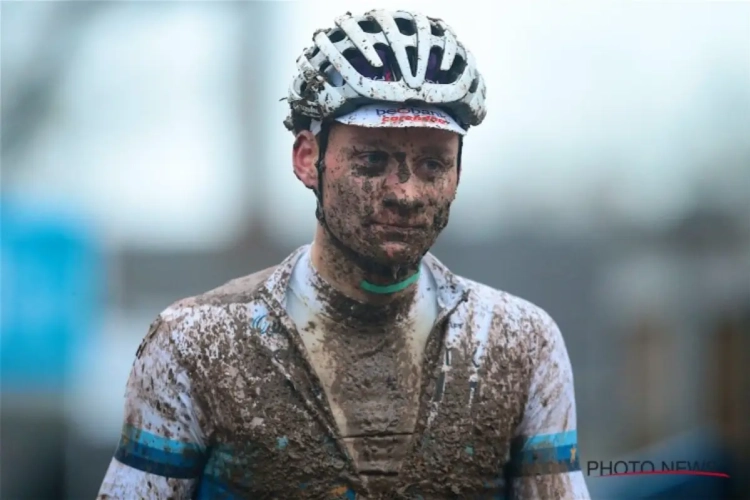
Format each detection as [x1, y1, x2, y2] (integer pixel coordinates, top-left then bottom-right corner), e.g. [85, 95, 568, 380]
[97, 316, 209, 499]
[507, 312, 590, 500]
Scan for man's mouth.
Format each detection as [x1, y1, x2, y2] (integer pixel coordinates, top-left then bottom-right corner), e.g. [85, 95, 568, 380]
[371, 222, 426, 230]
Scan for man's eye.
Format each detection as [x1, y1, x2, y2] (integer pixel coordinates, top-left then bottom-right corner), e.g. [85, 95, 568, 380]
[422, 158, 446, 172]
[361, 151, 389, 166]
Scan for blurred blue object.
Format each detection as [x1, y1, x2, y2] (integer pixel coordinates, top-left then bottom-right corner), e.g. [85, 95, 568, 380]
[587, 427, 737, 500]
[1, 199, 103, 393]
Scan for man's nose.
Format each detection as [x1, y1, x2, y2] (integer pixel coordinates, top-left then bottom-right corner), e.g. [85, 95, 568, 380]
[382, 188, 425, 214]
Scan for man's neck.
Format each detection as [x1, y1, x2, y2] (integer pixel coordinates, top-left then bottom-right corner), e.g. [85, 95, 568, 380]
[309, 224, 419, 305]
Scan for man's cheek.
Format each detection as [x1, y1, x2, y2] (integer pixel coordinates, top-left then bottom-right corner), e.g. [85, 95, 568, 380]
[328, 184, 374, 225]
[427, 200, 453, 233]
[339, 185, 375, 218]
[433, 206, 451, 232]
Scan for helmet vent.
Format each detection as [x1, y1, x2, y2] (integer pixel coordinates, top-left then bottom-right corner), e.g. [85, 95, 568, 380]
[328, 28, 346, 43]
[430, 22, 445, 37]
[358, 19, 382, 34]
[446, 55, 467, 84]
[405, 46, 419, 77]
[395, 17, 416, 36]
[468, 77, 479, 93]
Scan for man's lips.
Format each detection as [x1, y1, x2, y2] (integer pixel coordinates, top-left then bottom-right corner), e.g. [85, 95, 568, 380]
[371, 221, 427, 229]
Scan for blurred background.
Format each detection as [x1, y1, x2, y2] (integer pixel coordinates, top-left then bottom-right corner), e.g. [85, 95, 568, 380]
[1, 1, 748, 499]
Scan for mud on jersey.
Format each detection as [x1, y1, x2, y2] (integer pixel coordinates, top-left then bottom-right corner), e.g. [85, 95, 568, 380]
[97, 246, 590, 499]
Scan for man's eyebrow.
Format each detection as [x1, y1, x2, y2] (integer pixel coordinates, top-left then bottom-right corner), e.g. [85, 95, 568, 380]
[419, 145, 455, 158]
[349, 138, 391, 149]
[345, 140, 456, 158]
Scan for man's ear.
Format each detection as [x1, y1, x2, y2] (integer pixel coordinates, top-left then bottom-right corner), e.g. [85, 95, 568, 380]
[292, 130, 319, 191]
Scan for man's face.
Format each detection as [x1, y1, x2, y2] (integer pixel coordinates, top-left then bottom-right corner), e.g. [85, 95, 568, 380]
[319, 124, 460, 267]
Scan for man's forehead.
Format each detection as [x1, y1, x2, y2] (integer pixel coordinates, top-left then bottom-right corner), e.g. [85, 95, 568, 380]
[345, 129, 458, 154]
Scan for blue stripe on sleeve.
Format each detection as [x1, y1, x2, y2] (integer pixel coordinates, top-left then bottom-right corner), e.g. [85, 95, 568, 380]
[113, 424, 205, 479]
[509, 431, 581, 477]
[519, 430, 578, 449]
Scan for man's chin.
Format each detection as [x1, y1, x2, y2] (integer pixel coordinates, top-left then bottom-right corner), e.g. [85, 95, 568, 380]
[373, 242, 425, 267]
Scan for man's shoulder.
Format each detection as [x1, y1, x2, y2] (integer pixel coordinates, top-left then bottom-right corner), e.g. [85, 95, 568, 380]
[424, 254, 557, 338]
[455, 275, 561, 349]
[136, 265, 281, 359]
[174, 264, 278, 309]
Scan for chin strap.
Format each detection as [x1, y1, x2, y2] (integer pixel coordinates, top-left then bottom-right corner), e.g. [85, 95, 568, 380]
[360, 267, 421, 294]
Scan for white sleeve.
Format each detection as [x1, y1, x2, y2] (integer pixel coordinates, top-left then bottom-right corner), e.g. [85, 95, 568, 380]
[97, 316, 209, 499]
[508, 313, 591, 500]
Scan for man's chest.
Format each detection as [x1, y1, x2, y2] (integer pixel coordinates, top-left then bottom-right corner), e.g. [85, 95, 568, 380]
[198, 324, 529, 500]
[297, 315, 431, 488]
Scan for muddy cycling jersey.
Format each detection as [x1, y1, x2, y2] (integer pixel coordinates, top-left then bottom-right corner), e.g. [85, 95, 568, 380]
[97, 245, 591, 499]
[286, 247, 439, 492]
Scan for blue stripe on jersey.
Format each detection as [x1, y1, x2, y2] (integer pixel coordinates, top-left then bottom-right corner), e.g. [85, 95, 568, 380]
[113, 424, 205, 479]
[508, 431, 581, 477]
[520, 430, 578, 449]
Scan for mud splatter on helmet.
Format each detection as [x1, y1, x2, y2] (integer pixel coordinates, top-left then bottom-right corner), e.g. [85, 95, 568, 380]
[283, 9, 487, 132]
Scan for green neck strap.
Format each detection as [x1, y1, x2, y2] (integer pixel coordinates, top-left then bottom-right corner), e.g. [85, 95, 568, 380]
[360, 268, 421, 295]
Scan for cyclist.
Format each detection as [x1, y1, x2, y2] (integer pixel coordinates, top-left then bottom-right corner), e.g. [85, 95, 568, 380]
[98, 8, 590, 499]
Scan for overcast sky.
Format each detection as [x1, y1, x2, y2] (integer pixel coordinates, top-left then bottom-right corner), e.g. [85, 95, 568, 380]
[5, 1, 749, 250]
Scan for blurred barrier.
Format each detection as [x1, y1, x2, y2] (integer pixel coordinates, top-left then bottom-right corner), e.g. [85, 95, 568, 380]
[1, 197, 104, 500]
[1, 197, 103, 392]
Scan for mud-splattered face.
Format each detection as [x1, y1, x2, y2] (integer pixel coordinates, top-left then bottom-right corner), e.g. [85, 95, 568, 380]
[318, 124, 460, 267]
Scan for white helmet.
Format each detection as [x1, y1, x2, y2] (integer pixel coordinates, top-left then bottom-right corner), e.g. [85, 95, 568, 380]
[284, 9, 487, 132]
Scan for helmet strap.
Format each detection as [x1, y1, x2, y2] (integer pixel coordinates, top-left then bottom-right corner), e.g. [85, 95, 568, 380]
[313, 121, 332, 214]
[456, 135, 464, 181]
